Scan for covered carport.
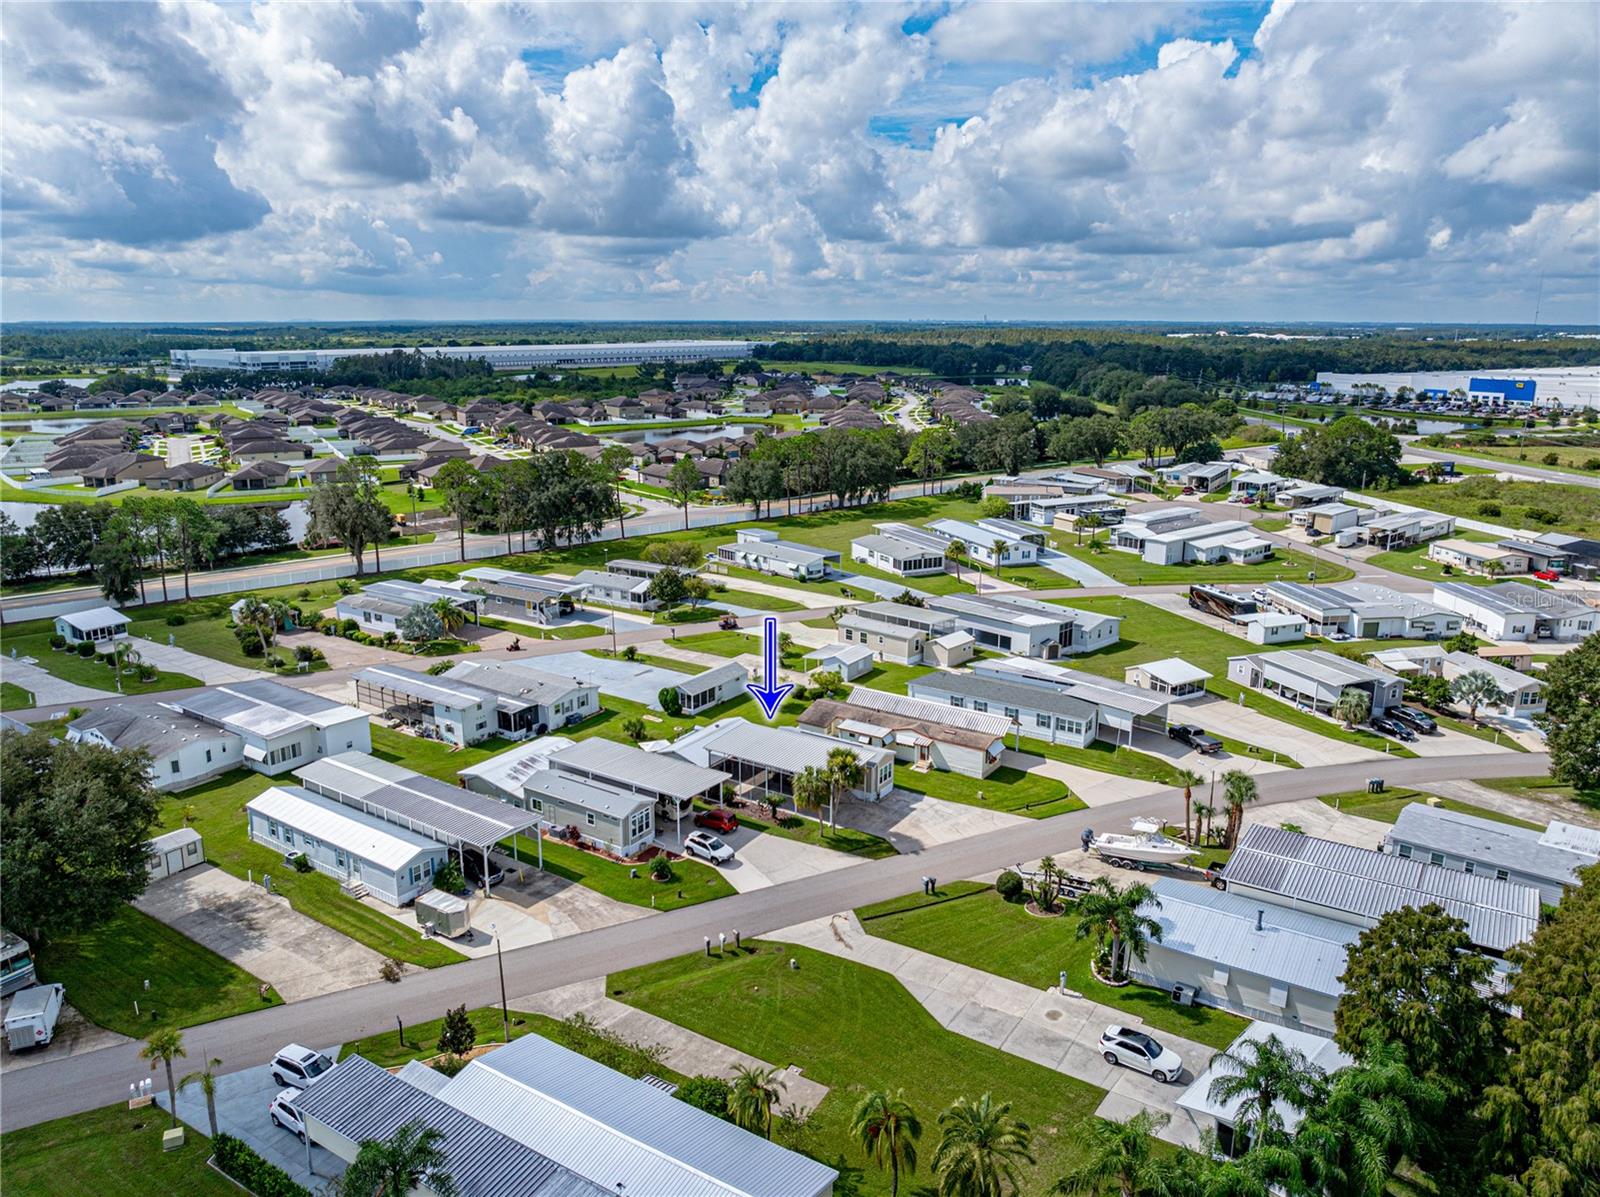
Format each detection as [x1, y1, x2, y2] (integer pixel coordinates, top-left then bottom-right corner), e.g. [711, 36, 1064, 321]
[295, 753, 539, 896]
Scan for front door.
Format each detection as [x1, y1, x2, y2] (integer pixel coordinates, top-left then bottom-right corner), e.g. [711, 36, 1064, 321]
[165, 849, 183, 875]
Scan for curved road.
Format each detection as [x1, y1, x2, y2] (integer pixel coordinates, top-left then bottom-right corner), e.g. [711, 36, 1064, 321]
[0, 750, 1548, 1132]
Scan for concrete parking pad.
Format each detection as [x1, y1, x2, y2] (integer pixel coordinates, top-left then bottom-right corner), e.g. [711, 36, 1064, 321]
[0, 1000, 130, 1075]
[1003, 751, 1170, 810]
[1182, 695, 1387, 768]
[159, 1062, 345, 1187]
[841, 788, 1030, 852]
[133, 865, 385, 1002]
[672, 824, 864, 893]
[0, 657, 110, 705]
[532, 651, 688, 708]
[127, 638, 263, 684]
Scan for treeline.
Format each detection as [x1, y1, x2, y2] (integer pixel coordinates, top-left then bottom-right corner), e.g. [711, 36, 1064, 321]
[324, 350, 494, 386]
[0, 501, 294, 594]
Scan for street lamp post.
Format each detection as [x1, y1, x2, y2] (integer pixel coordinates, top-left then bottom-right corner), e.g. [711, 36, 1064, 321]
[489, 921, 509, 1046]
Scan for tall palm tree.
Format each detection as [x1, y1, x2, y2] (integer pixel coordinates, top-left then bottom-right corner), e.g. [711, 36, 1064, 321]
[1450, 670, 1506, 725]
[946, 540, 967, 583]
[1192, 801, 1216, 846]
[989, 539, 1008, 592]
[1205, 1033, 1326, 1150]
[933, 1093, 1035, 1197]
[852, 1088, 923, 1197]
[1220, 769, 1258, 849]
[179, 1056, 223, 1139]
[1330, 688, 1371, 731]
[793, 765, 831, 822]
[140, 1027, 186, 1129]
[1052, 1110, 1174, 1197]
[1174, 769, 1202, 846]
[1294, 1039, 1443, 1197]
[728, 1065, 785, 1138]
[431, 597, 466, 636]
[1073, 878, 1162, 983]
[825, 746, 863, 832]
[236, 596, 276, 658]
[341, 1119, 459, 1197]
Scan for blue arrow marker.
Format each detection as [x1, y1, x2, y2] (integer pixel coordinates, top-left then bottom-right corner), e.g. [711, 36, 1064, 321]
[745, 615, 794, 720]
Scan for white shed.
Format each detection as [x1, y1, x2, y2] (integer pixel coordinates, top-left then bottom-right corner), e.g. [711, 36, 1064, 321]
[53, 606, 129, 646]
[803, 643, 876, 681]
[147, 827, 204, 880]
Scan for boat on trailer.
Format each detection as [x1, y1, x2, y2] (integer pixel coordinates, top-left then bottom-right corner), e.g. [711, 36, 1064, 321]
[1090, 817, 1198, 870]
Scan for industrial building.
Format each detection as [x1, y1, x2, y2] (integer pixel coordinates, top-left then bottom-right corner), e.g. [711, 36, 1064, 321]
[1384, 804, 1599, 906]
[1431, 581, 1598, 642]
[170, 339, 758, 374]
[1312, 368, 1600, 408]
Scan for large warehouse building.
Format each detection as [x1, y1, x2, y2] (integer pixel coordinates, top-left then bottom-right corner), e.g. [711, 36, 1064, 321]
[170, 339, 761, 373]
[1312, 367, 1600, 408]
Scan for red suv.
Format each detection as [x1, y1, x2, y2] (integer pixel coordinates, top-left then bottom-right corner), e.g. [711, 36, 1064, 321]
[694, 809, 739, 834]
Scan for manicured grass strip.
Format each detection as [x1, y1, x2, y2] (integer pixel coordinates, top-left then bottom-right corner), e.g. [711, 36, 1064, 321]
[610, 941, 1106, 1194]
[1049, 542, 1353, 586]
[893, 763, 1088, 817]
[1475, 776, 1600, 811]
[585, 648, 708, 674]
[695, 800, 898, 859]
[856, 887, 1251, 1051]
[34, 904, 281, 1037]
[0, 628, 201, 696]
[856, 880, 990, 920]
[713, 588, 806, 612]
[0, 1104, 238, 1197]
[1017, 734, 1194, 785]
[498, 832, 735, 911]
[158, 770, 464, 968]
[1, 680, 35, 709]
[1428, 710, 1530, 751]
[368, 724, 523, 782]
[854, 660, 935, 694]
[1317, 788, 1542, 829]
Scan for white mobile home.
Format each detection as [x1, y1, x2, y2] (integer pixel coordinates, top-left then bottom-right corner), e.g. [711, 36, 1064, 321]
[803, 643, 876, 681]
[850, 530, 947, 577]
[1384, 805, 1599, 906]
[1225, 649, 1403, 716]
[352, 664, 496, 746]
[715, 529, 839, 581]
[837, 601, 957, 665]
[571, 569, 658, 610]
[53, 606, 129, 646]
[674, 661, 750, 715]
[1427, 539, 1530, 576]
[925, 593, 1119, 659]
[797, 686, 1012, 778]
[1124, 657, 1210, 700]
[668, 717, 895, 803]
[171, 680, 371, 771]
[1431, 581, 1597, 642]
[67, 703, 240, 791]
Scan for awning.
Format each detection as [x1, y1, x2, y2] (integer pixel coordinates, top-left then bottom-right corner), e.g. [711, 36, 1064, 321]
[242, 744, 268, 762]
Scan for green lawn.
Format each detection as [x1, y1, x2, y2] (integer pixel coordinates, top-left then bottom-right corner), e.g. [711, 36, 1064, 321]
[855, 885, 1250, 1050]
[610, 940, 1106, 1194]
[158, 770, 464, 967]
[853, 660, 936, 694]
[1, 680, 35, 709]
[1435, 440, 1600, 477]
[498, 831, 736, 911]
[1477, 775, 1600, 812]
[1384, 476, 1600, 538]
[1017, 734, 1195, 785]
[1209, 679, 1416, 757]
[1366, 529, 1499, 583]
[0, 626, 202, 696]
[893, 764, 1088, 818]
[1050, 540, 1353, 586]
[1316, 788, 1542, 829]
[696, 799, 898, 858]
[0, 1104, 238, 1197]
[34, 904, 280, 1036]
[586, 647, 708, 675]
[713, 587, 807, 612]
[675, 629, 770, 660]
[369, 723, 523, 782]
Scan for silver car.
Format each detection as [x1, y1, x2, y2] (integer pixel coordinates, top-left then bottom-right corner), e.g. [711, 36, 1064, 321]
[1099, 1025, 1183, 1083]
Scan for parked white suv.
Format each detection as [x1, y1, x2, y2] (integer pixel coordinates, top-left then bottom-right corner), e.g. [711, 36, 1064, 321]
[1098, 1025, 1184, 1083]
[270, 1044, 334, 1089]
[269, 1089, 306, 1140]
[683, 831, 735, 864]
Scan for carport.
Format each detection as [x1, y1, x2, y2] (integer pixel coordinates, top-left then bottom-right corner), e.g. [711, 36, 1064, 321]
[158, 1059, 344, 1185]
[295, 754, 540, 896]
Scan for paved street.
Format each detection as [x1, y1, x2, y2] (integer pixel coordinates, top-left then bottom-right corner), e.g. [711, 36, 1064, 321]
[0, 749, 1548, 1132]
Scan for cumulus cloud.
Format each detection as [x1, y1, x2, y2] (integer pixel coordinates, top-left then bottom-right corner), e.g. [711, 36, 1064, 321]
[0, 0, 1596, 321]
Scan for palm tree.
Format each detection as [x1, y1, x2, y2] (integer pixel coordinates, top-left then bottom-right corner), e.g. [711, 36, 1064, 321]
[341, 1118, 459, 1197]
[1330, 688, 1371, 730]
[141, 1027, 186, 1129]
[179, 1057, 223, 1139]
[946, 539, 967, 582]
[1174, 769, 1202, 846]
[1073, 878, 1162, 983]
[236, 596, 276, 658]
[793, 765, 831, 822]
[1205, 1033, 1326, 1150]
[825, 746, 863, 832]
[431, 597, 466, 636]
[1294, 1039, 1443, 1197]
[728, 1065, 784, 1138]
[1033, 855, 1060, 914]
[1450, 670, 1506, 725]
[853, 1088, 923, 1197]
[1220, 769, 1258, 849]
[933, 1093, 1035, 1197]
[1052, 1110, 1173, 1197]
[988, 538, 1008, 591]
[1192, 801, 1216, 846]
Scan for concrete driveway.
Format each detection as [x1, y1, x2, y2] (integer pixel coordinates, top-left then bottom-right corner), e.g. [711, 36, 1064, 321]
[158, 1061, 345, 1186]
[0, 657, 111, 704]
[134, 866, 386, 1002]
[533, 651, 688, 708]
[1183, 694, 1386, 768]
[843, 788, 1030, 852]
[1404, 724, 1518, 758]
[0, 999, 130, 1075]
[671, 823, 864, 893]
[1037, 546, 1120, 588]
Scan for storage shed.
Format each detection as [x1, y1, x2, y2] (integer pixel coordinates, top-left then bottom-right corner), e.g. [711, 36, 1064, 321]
[147, 827, 204, 881]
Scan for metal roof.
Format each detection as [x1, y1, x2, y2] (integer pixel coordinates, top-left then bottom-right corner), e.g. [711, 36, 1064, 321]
[353, 664, 497, 710]
[441, 660, 594, 708]
[245, 786, 438, 871]
[290, 1055, 605, 1197]
[548, 737, 729, 800]
[364, 578, 479, 608]
[1142, 876, 1361, 996]
[522, 772, 654, 820]
[1226, 824, 1541, 952]
[871, 521, 952, 552]
[1176, 1020, 1352, 1134]
[852, 600, 956, 629]
[457, 737, 575, 797]
[438, 1033, 837, 1197]
[55, 605, 128, 632]
[68, 703, 224, 751]
[684, 717, 893, 774]
[295, 752, 535, 848]
[680, 661, 748, 692]
[804, 642, 875, 665]
[460, 566, 587, 600]
[841, 685, 1013, 736]
[1232, 648, 1393, 689]
[1387, 804, 1595, 888]
[975, 657, 1169, 717]
[571, 569, 652, 594]
[1133, 657, 1211, 686]
[927, 593, 1067, 629]
[907, 670, 1098, 723]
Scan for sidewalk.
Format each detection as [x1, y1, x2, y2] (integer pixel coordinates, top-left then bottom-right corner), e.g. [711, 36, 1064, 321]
[777, 912, 1212, 1147]
[514, 977, 831, 1113]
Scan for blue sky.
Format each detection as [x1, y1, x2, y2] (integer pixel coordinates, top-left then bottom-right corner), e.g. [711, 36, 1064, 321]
[2, 1, 1596, 323]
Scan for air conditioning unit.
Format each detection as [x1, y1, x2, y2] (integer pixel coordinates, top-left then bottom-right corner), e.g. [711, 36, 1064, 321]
[1171, 983, 1198, 1007]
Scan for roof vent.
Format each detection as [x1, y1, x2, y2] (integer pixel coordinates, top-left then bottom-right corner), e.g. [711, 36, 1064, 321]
[1256, 909, 1265, 932]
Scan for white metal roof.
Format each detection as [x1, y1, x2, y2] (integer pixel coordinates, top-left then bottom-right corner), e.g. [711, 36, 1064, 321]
[246, 786, 438, 871]
[680, 717, 892, 774]
[438, 1032, 837, 1197]
[549, 737, 729, 800]
[458, 737, 574, 796]
[804, 642, 876, 665]
[842, 685, 1013, 737]
[1133, 657, 1211, 686]
[56, 605, 128, 632]
[1388, 804, 1595, 888]
[1176, 1020, 1352, 1134]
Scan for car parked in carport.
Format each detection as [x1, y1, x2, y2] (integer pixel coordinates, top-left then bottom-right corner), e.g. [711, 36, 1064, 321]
[694, 808, 739, 835]
[269, 1089, 306, 1140]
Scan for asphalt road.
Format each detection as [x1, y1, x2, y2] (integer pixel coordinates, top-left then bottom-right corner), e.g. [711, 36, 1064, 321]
[0, 750, 1548, 1132]
[1403, 444, 1600, 490]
